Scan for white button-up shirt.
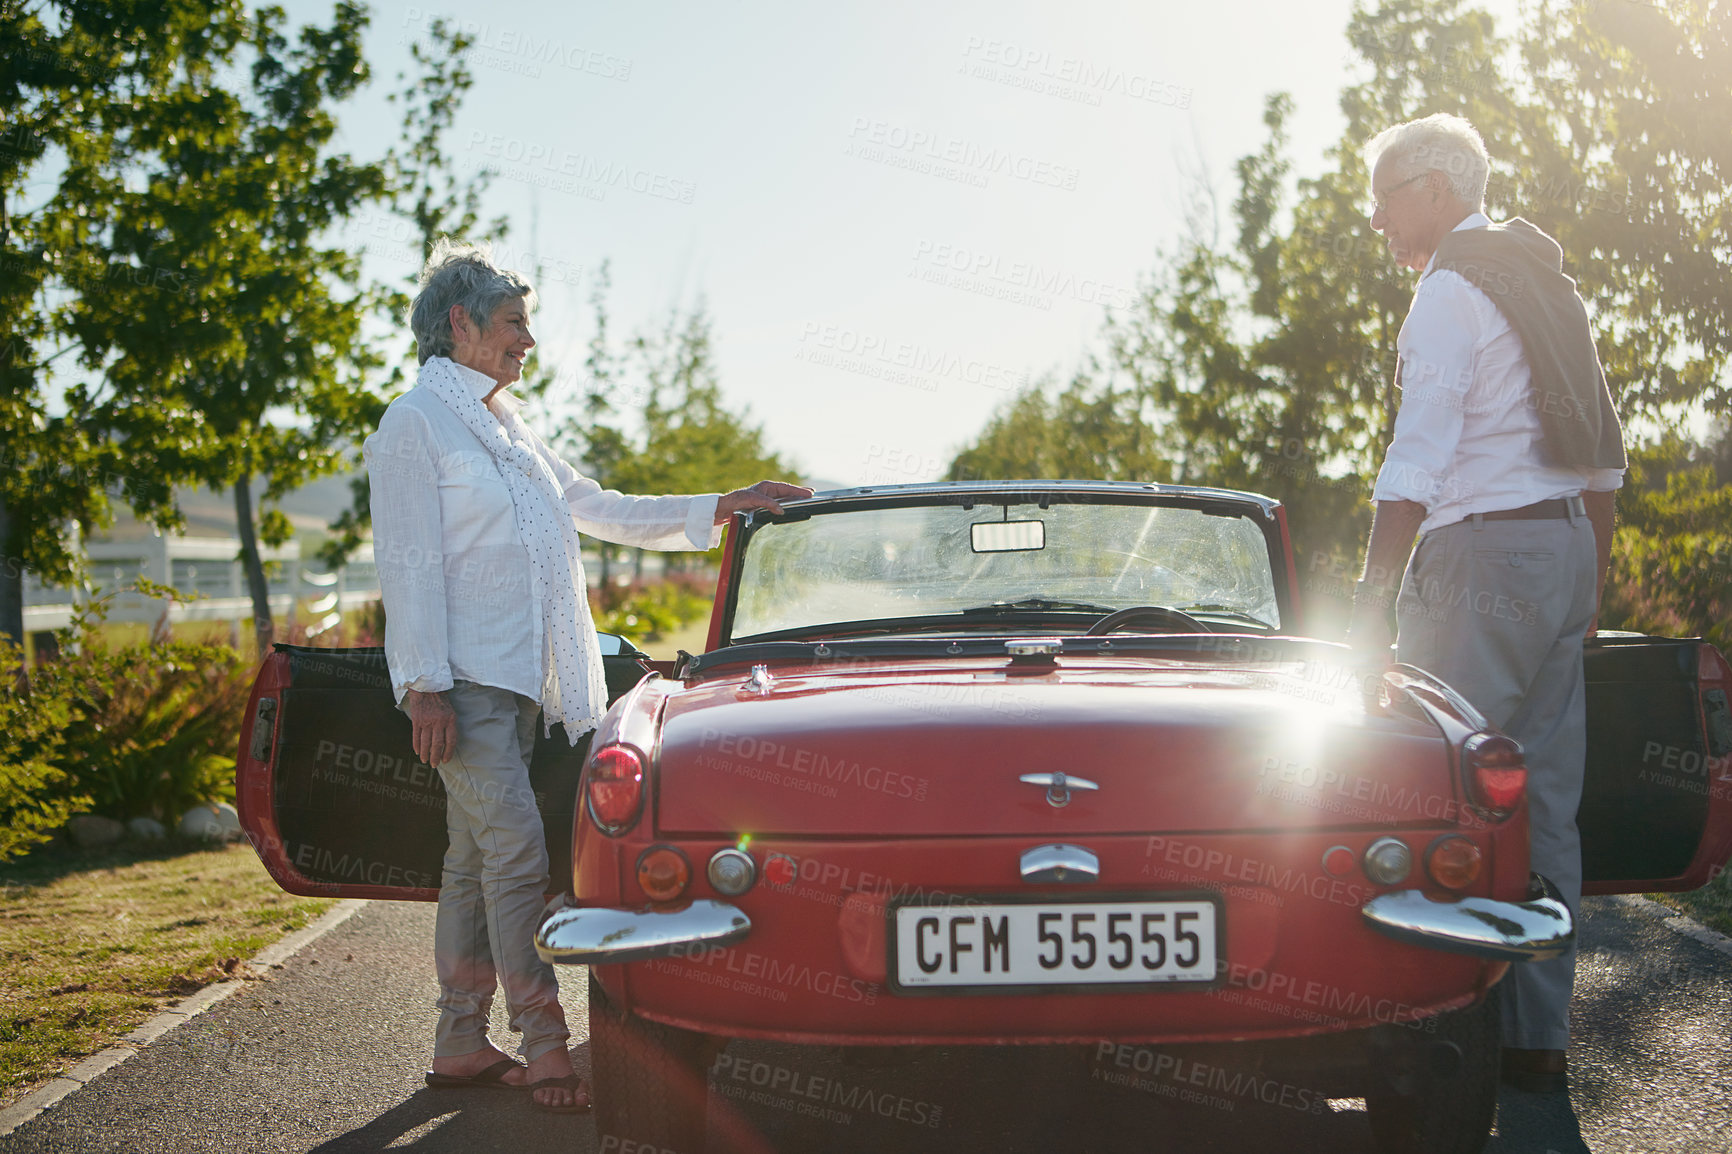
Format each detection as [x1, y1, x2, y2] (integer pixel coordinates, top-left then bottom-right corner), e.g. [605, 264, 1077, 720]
[1371, 213, 1623, 534]
[364, 357, 721, 703]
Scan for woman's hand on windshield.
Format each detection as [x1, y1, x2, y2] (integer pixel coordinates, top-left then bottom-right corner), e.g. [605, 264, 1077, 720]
[715, 480, 815, 524]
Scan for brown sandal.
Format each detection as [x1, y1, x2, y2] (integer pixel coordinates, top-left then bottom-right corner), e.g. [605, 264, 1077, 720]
[424, 1057, 526, 1089]
[528, 1073, 592, 1113]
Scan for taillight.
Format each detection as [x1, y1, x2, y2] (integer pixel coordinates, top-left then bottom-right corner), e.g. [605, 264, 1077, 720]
[637, 844, 691, 902]
[1463, 732, 1526, 815]
[586, 744, 645, 835]
[1425, 834, 1483, 890]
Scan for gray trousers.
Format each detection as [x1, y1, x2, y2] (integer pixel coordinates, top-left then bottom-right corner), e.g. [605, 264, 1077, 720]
[423, 681, 570, 1061]
[1395, 511, 1597, 1051]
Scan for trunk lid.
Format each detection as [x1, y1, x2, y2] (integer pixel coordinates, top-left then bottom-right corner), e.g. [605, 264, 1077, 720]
[654, 659, 1454, 837]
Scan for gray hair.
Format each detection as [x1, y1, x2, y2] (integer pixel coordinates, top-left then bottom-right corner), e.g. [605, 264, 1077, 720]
[408, 238, 538, 365]
[1364, 113, 1490, 211]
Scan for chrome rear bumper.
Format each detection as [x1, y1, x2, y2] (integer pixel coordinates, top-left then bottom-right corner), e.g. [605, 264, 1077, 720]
[1361, 873, 1573, 962]
[535, 899, 751, 965]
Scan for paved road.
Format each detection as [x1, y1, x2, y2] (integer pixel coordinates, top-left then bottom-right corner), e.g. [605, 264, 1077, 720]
[5, 897, 1729, 1153]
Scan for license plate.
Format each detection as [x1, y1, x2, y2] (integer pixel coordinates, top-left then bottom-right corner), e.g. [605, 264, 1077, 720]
[891, 897, 1220, 992]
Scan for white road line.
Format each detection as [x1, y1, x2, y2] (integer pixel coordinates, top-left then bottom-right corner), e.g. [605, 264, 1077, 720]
[1609, 893, 1732, 960]
[0, 899, 368, 1138]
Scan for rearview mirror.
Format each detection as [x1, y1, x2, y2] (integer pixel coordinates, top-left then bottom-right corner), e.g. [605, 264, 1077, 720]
[971, 519, 1045, 553]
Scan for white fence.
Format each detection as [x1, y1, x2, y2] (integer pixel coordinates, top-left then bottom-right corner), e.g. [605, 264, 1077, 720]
[24, 536, 380, 637]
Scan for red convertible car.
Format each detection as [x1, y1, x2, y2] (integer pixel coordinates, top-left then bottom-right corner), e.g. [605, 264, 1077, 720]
[237, 481, 1732, 1154]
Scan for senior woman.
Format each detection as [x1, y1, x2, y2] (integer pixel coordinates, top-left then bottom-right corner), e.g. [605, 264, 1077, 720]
[365, 239, 810, 1112]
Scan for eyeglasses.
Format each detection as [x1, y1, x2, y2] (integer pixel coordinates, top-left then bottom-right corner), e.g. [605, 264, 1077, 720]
[1371, 172, 1427, 215]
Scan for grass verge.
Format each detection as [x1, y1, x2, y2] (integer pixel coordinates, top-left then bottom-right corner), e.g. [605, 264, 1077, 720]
[1651, 864, 1732, 938]
[0, 838, 333, 1109]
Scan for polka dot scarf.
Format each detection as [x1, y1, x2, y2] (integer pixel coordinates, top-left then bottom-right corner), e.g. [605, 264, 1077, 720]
[423, 357, 605, 741]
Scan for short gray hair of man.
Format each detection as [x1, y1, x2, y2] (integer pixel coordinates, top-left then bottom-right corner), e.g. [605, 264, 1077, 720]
[408, 238, 538, 365]
[1363, 113, 1490, 211]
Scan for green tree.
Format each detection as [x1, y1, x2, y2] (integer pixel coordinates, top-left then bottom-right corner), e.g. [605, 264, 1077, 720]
[1509, 0, 1731, 419]
[0, 0, 246, 646]
[316, 16, 505, 571]
[550, 281, 798, 582]
[620, 303, 795, 496]
[569, 261, 635, 588]
[67, 2, 387, 652]
[949, 0, 1732, 640]
[947, 371, 1174, 485]
[1602, 431, 1732, 651]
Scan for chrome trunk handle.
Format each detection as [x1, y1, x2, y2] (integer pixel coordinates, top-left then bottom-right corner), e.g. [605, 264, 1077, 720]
[1020, 844, 1099, 884]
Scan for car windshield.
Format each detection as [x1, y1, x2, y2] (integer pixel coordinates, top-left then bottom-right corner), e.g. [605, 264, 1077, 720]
[731, 500, 1280, 640]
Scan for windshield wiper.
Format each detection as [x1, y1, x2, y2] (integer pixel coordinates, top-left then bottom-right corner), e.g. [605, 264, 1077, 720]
[960, 598, 1123, 616]
[1176, 604, 1274, 628]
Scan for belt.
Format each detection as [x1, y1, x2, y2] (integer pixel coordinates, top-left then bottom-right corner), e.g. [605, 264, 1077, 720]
[1478, 495, 1587, 521]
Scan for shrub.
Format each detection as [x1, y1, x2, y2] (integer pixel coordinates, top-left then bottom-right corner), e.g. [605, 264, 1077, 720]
[1599, 440, 1732, 651]
[592, 575, 716, 646]
[0, 598, 256, 862]
[0, 640, 83, 862]
[38, 633, 253, 821]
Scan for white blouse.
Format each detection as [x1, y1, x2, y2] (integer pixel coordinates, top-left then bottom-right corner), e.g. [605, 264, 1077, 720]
[364, 358, 721, 704]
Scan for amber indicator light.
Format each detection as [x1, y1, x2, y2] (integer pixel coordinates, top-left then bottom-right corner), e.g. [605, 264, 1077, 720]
[637, 845, 691, 902]
[1425, 835, 1483, 890]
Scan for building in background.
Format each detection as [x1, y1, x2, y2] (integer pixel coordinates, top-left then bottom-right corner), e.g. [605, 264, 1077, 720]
[23, 535, 379, 645]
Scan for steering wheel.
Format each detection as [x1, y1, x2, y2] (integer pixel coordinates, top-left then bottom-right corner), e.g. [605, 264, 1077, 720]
[1084, 605, 1212, 636]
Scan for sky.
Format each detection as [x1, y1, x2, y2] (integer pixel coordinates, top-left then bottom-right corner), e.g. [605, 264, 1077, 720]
[292, 0, 1525, 490]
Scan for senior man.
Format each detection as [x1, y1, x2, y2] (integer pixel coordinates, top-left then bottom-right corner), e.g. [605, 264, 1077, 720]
[1344, 114, 1626, 1094]
[365, 239, 811, 1112]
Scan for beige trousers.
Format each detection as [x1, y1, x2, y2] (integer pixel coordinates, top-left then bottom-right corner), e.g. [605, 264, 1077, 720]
[425, 680, 570, 1061]
[1396, 510, 1598, 1051]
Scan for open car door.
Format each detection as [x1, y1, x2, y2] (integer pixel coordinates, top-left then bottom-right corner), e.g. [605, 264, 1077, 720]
[235, 634, 656, 901]
[1580, 635, 1732, 894]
